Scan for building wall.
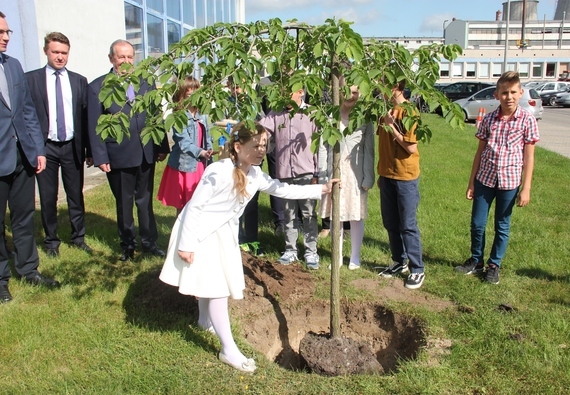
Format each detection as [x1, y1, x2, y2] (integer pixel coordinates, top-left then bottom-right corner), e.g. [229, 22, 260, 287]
[2, 0, 124, 80]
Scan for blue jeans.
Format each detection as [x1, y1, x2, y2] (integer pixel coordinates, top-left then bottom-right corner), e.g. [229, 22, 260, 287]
[470, 180, 519, 267]
[379, 176, 424, 273]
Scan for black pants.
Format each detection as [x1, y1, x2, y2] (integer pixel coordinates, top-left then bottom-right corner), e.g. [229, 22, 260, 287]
[106, 160, 158, 250]
[0, 146, 40, 285]
[36, 140, 86, 249]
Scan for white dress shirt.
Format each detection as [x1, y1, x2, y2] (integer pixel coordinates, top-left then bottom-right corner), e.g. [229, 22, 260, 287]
[46, 65, 74, 141]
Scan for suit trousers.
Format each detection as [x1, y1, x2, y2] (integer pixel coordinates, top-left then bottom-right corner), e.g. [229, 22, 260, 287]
[36, 140, 86, 249]
[0, 145, 40, 285]
[106, 159, 158, 251]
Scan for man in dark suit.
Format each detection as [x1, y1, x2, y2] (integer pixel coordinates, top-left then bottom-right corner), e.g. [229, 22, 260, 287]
[0, 11, 60, 303]
[87, 39, 169, 261]
[26, 32, 92, 258]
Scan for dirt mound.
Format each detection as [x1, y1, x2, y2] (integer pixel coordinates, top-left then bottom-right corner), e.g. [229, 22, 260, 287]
[124, 251, 454, 375]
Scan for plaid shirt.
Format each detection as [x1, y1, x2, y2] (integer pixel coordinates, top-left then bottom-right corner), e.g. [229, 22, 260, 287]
[475, 106, 540, 190]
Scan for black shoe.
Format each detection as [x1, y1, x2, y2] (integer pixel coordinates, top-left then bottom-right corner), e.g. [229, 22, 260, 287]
[0, 284, 12, 303]
[46, 248, 59, 258]
[405, 272, 425, 289]
[485, 264, 500, 285]
[72, 242, 93, 253]
[142, 245, 165, 257]
[379, 261, 409, 278]
[25, 274, 61, 288]
[119, 249, 135, 261]
[454, 257, 484, 275]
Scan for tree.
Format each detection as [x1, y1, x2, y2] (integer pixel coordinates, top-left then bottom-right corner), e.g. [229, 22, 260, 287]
[96, 18, 463, 339]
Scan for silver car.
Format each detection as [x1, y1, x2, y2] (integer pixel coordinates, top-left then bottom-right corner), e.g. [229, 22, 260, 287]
[454, 86, 543, 121]
[554, 92, 570, 107]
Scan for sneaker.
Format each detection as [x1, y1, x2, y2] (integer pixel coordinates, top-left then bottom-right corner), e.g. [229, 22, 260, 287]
[277, 251, 298, 265]
[454, 257, 484, 275]
[405, 272, 425, 289]
[379, 261, 409, 278]
[348, 262, 361, 271]
[305, 254, 320, 270]
[485, 264, 500, 284]
[239, 243, 250, 252]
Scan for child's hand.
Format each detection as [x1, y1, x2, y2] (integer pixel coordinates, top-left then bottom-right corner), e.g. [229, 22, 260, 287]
[466, 184, 475, 200]
[322, 178, 341, 194]
[178, 250, 194, 264]
[383, 109, 395, 127]
[516, 189, 531, 207]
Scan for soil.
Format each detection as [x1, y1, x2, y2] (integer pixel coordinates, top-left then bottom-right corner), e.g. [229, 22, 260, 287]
[127, 251, 455, 376]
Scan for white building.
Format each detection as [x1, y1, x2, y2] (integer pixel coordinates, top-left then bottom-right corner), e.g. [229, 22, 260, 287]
[440, 0, 570, 82]
[1, 0, 245, 80]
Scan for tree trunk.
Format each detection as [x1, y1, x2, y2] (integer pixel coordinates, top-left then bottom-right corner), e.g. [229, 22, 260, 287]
[329, 60, 342, 339]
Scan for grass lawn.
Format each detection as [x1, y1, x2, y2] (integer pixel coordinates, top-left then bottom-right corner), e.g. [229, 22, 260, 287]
[1, 114, 569, 394]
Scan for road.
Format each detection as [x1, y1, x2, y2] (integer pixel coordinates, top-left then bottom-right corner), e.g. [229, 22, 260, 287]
[537, 106, 570, 159]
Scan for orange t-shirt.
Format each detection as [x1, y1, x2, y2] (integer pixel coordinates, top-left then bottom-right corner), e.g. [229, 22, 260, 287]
[376, 105, 420, 181]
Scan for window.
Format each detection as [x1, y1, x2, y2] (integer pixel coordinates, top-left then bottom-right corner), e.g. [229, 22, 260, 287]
[147, 13, 164, 58]
[196, 0, 206, 28]
[166, 0, 181, 20]
[492, 63, 502, 78]
[466, 63, 476, 78]
[125, 3, 144, 64]
[167, 20, 181, 48]
[147, 0, 163, 13]
[473, 87, 495, 100]
[479, 63, 490, 78]
[452, 63, 463, 77]
[440, 63, 449, 77]
[546, 62, 556, 77]
[518, 63, 530, 78]
[183, 0, 195, 26]
[207, 1, 215, 25]
[532, 63, 543, 78]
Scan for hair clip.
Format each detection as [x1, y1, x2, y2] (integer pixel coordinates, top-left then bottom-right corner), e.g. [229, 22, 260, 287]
[233, 130, 239, 140]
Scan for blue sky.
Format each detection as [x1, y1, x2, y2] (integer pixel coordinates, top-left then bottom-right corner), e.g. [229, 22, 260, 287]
[245, 0, 558, 38]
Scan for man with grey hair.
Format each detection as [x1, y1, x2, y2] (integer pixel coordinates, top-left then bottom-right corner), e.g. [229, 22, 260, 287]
[87, 39, 169, 261]
[0, 11, 60, 303]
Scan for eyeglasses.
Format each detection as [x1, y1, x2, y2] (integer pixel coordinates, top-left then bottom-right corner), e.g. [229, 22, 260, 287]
[0, 30, 13, 37]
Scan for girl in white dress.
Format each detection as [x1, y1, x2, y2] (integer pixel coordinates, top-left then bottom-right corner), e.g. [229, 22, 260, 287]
[160, 122, 338, 373]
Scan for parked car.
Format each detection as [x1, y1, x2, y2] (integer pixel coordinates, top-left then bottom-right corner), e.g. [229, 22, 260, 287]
[533, 81, 570, 95]
[454, 86, 543, 121]
[522, 80, 548, 88]
[539, 87, 570, 106]
[554, 92, 570, 107]
[440, 81, 495, 101]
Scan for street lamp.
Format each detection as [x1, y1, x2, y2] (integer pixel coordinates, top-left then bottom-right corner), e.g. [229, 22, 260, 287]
[443, 19, 449, 40]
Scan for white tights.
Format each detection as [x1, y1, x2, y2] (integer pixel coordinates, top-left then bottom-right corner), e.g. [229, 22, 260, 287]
[336, 220, 365, 265]
[198, 297, 247, 365]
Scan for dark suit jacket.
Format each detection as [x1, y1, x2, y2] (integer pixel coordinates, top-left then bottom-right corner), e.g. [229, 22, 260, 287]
[0, 54, 45, 177]
[25, 66, 91, 163]
[87, 70, 169, 169]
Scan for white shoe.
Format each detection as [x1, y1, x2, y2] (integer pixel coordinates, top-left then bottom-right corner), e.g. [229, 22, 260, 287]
[277, 251, 298, 265]
[348, 262, 361, 270]
[219, 353, 256, 373]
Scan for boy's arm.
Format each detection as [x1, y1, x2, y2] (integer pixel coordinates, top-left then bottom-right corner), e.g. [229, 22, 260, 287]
[466, 139, 487, 200]
[517, 143, 536, 207]
[384, 109, 417, 154]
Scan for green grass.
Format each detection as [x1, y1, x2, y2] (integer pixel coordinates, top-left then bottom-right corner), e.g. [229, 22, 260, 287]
[1, 114, 570, 394]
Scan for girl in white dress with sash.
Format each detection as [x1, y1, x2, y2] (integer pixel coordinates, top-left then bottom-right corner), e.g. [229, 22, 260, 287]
[160, 122, 338, 373]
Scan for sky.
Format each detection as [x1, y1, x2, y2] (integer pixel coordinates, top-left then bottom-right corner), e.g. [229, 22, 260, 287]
[245, 0, 558, 38]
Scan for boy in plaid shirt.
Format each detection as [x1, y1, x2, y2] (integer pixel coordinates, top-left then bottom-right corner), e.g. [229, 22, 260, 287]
[455, 71, 540, 284]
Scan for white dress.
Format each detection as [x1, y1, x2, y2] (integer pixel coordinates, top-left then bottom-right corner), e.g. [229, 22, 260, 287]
[159, 159, 322, 299]
[318, 120, 375, 221]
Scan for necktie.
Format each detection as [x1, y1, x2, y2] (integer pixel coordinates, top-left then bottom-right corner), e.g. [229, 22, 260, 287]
[126, 84, 135, 102]
[55, 71, 66, 141]
[0, 63, 11, 109]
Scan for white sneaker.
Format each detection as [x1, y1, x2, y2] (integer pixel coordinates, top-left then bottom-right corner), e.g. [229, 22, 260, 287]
[348, 262, 361, 270]
[305, 254, 320, 270]
[277, 251, 298, 265]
